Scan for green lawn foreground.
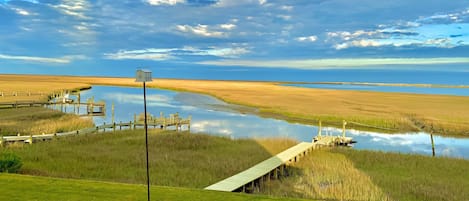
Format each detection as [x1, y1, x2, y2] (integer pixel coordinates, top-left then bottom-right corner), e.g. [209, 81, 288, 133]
[0, 173, 310, 201]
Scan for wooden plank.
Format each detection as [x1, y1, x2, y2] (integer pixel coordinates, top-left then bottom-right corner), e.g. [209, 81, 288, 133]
[204, 142, 314, 192]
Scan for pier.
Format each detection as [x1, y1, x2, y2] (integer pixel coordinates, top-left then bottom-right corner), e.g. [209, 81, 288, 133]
[0, 113, 191, 146]
[205, 120, 354, 193]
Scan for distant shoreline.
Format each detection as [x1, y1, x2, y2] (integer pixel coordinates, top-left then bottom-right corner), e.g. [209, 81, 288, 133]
[281, 81, 469, 88]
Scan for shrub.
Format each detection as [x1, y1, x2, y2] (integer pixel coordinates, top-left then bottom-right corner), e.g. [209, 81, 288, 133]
[0, 152, 22, 173]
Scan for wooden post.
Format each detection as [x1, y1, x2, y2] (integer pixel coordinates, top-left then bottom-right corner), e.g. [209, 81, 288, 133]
[134, 114, 137, 129]
[0, 135, 3, 147]
[103, 122, 106, 132]
[430, 133, 436, 157]
[430, 124, 436, 157]
[111, 102, 115, 124]
[120, 121, 122, 130]
[29, 135, 33, 144]
[318, 120, 322, 137]
[188, 115, 192, 132]
[77, 93, 80, 114]
[113, 122, 116, 132]
[342, 120, 347, 138]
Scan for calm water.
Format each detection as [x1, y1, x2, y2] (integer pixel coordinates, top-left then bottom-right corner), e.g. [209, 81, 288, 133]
[283, 83, 469, 96]
[67, 85, 469, 159]
[17, 66, 469, 85]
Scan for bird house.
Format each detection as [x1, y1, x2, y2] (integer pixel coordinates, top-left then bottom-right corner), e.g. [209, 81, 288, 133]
[136, 69, 152, 82]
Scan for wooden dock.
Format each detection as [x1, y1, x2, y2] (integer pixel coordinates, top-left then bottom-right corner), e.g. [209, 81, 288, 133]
[0, 113, 191, 146]
[205, 142, 316, 192]
[205, 120, 355, 193]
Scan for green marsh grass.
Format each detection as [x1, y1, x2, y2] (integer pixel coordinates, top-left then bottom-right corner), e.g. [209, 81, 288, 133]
[259, 148, 391, 201]
[1, 129, 296, 188]
[261, 148, 469, 201]
[334, 148, 469, 201]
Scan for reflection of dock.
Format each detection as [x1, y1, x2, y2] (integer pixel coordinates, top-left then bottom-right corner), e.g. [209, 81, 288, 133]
[205, 120, 355, 193]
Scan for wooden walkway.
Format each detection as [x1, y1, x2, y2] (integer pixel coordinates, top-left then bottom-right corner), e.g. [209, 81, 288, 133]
[205, 136, 353, 193]
[205, 142, 315, 192]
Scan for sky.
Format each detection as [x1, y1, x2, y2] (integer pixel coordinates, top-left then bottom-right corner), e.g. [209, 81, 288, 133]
[1, 0, 469, 77]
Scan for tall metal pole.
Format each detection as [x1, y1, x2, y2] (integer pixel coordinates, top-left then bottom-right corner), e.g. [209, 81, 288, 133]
[143, 81, 150, 201]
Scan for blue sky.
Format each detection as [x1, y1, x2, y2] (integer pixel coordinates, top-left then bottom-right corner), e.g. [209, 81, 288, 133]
[1, 0, 469, 76]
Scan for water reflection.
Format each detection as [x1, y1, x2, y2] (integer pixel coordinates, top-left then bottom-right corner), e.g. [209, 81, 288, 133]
[75, 85, 469, 159]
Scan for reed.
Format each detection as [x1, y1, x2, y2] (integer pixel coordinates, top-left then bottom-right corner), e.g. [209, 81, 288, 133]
[1, 130, 295, 188]
[334, 148, 469, 201]
[259, 148, 391, 201]
[0, 107, 93, 136]
[260, 148, 469, 201]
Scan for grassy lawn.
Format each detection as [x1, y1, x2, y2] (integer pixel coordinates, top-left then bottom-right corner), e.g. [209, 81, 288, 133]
[2, 74, 469, 136]
[0, 107, 94, 136]
[1, 129, 296, 188]
[260, 148, 469, 201]
[0, 174, 309, 201]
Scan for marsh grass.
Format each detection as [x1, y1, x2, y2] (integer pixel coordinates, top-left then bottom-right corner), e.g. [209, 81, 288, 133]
[1, 129, 294, 188]
[2, 74, 469, 136]
[0, 79, 89, 103]
[261, 148, 469, 201]
[0, 107, 94, 136]
[259, 148, 391, 201]
[334, 148, 469, 201]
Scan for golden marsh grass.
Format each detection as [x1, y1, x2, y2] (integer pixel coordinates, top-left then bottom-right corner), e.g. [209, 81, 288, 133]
[260, 148, 392, 201]
[2, 74, 469, 136]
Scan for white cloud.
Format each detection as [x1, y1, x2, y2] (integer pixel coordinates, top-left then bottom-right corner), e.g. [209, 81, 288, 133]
[103, 49, 174, 61]
[277, 15, 291, 20]
[51, 0, 90, 19]
[145, 0, 186, 6]
[176, 24, 226, 37]
[296, 35, 318, 42]
[0, 54, 86, 64]
[200, 47, 250, 58]
[104, 46, 250, 61]
[220, 23, 236, 30]
[327, 8, 469, 50]
[198, 57, 469, 69]
[12, 7, 31, 15]
[280, 5, 293, 11]
[214, 0, 267, 7]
